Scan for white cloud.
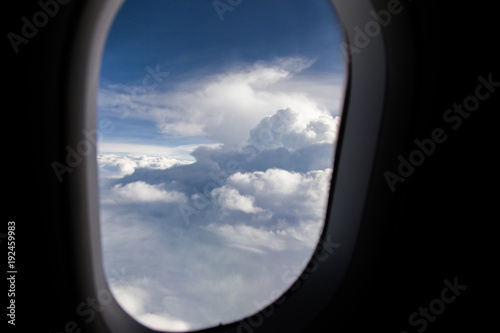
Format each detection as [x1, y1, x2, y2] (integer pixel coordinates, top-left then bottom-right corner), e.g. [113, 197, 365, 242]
[98, 133, 335, 331]
[100, 172, 330, 330]
[225, 168, 332, 221]
[99, 57, 344, 145]
[111, 279, 192, 332]
[98, 143, 220, 163]
[211, 186, 264, 214]
[98, 154, 193, 180]
[199, 169, 332, 255]
[248, 108, 340, 151]
[97, 57, 343, 332]
[137, 313, 191, 332]
[105, 181, 187, 204]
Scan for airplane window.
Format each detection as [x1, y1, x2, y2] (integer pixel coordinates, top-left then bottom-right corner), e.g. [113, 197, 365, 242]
[97, 0, 346, 331]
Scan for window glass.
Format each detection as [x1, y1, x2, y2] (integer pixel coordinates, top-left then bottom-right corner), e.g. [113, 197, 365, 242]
[98, 0, 346, 331]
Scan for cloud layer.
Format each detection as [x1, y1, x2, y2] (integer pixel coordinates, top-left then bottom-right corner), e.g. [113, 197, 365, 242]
[98, 58, 343, 331]
[98, 57, 343, 147]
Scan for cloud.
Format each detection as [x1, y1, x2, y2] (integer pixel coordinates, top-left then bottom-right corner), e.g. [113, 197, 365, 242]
[248, 108, 340, 151]
[97, 57, 343, 331]
[204, 223, 287, 254]
[110, 279, 192, 332]
[98, 154, 192, 180]
[99, 169, 331, 331]
[105, 181, 187, 204]
[211, 186, 264, 214]
[99, 57, 343, 145]
[98, 143, 221, 162]
[97, 106, 337, 329]
[223, 168, 332, 222]
[202, 218, 325, 255]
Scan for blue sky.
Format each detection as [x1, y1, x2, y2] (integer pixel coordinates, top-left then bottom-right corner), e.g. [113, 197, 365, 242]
[97, 0, 346, 331]
[101, 0, 344, 81]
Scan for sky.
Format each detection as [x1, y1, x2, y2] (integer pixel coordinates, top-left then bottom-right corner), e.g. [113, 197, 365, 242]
[97, 0, 346, 331]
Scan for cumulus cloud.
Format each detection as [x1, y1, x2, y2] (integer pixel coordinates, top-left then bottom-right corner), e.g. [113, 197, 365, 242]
[99, 57, 343, 145]
[248, 108, 340, 151]
[211, 186, 264, 214]
[98, 154, 192, 180]
[97, 108, 338, 330]
[105, 181, 187, 204]
[227, 168, 332, 208]
[97, 57, 344, 331]
[97, 108, 338, 329]
[111, 279, 192, 332]
[223, 168, 332, 221]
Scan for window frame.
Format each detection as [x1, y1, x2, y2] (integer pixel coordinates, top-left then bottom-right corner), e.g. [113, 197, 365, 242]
[65, 0, 417, 332]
